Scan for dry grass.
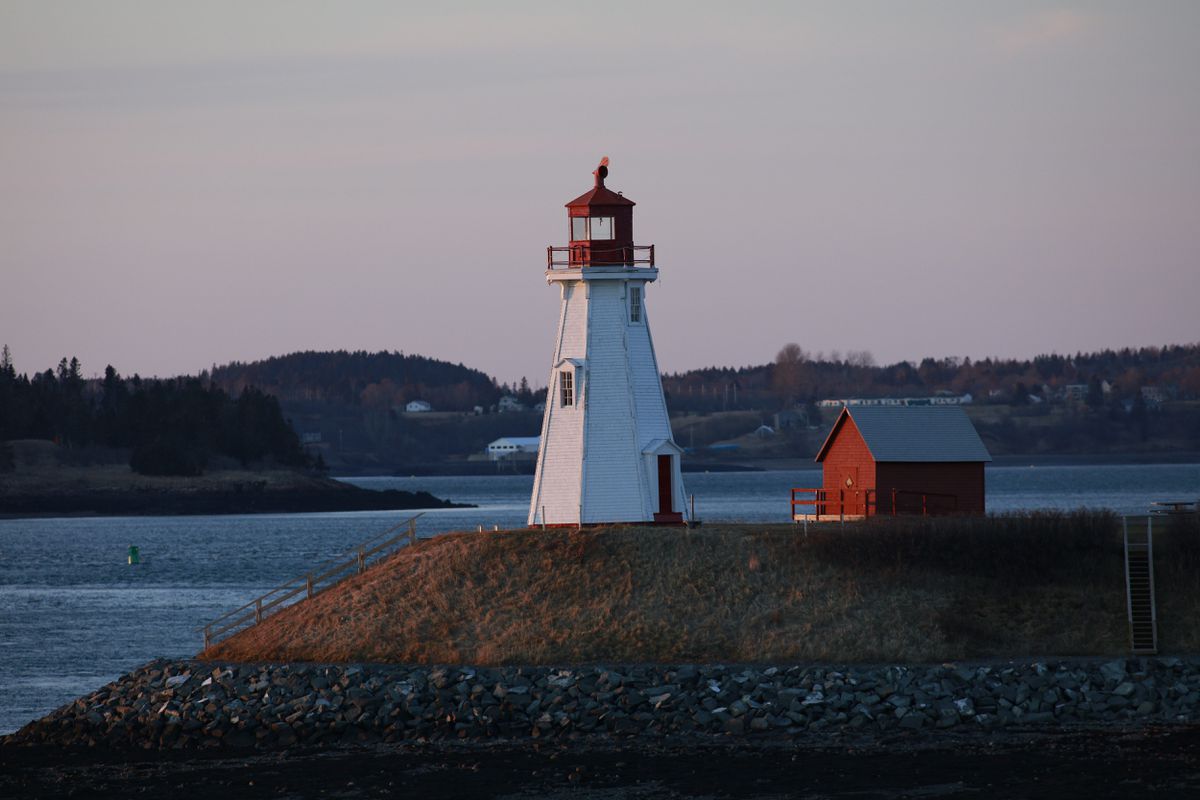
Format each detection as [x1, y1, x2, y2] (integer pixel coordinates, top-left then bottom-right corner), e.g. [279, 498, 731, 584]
[1156, 511, 1200, 653]
[207, 511, 1200, 665]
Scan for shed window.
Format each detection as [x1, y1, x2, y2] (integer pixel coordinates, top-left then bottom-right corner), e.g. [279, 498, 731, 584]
[629, 286, 642, 323]
[559, 370, 574, 407]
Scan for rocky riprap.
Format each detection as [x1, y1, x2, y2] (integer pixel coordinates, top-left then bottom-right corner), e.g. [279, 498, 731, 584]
[6, 658, 1199, 750]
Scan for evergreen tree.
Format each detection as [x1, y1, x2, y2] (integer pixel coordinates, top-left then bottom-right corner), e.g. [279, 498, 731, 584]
[1131, 390, 1149, 441]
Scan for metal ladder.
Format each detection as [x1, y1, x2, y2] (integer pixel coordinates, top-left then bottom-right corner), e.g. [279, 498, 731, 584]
[1123, 516, 1158, 655]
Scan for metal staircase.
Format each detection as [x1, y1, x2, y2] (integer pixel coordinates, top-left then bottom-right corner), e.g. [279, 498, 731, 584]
[1123, 516, 1158, 655]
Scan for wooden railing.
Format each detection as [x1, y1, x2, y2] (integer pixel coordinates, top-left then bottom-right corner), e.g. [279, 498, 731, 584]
[547, 244, 655, 269]
[791, 487, 876, 520]
[791, 488, 961, 520]
[198, 513, 423, 651]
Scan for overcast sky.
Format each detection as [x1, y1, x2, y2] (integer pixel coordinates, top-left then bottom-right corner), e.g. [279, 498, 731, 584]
[2, 1, 1197, 385]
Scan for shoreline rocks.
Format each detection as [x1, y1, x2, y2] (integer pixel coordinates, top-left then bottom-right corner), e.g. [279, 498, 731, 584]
[6, 658, 1198, 751]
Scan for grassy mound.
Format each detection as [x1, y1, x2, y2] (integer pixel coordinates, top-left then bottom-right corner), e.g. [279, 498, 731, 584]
[206, 511, 1200, 664]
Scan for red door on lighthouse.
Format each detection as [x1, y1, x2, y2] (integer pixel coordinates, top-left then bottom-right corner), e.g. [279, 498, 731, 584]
[657, 455, 673, 515]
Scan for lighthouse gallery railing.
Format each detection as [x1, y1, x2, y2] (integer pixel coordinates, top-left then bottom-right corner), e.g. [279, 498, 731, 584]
[547, 244, 655, 269]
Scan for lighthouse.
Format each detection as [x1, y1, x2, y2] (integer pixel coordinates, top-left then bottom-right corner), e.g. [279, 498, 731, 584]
[529, 159, 687, 526]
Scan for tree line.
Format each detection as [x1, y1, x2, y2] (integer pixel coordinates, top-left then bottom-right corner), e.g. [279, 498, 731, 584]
[662, 342, 1200, 413]
[0, 346, 314, 476]
[207, 350, 505, 412]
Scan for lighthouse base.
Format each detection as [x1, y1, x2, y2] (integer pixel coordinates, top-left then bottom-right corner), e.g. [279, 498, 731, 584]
[528, 515, 687, 529]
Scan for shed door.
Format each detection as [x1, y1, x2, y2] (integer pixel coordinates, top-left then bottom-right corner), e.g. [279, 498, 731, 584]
[657, 455, 674, 514]
[838, 467, 864, 515]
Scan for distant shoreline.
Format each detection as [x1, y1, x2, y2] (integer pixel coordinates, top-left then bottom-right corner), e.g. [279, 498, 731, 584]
[0, 469, 468, 520]
[341, 452, 1200, 479]
[987, 451, 1200, 467]
[705, 452, 1200, 472]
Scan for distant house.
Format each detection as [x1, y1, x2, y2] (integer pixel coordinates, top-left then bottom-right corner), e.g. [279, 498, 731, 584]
[816, 394, 972, 409]
[405, 400, 432, 413]
[811, 406, 991, 518]
[473, 405, 485, 416]
[1063, 384, 1088, 403]
[497, 395, 525, 413]
[773, 408, 807, 430]
[1141, 386, 1168, 407]
[487, 436, 540, 461]
[300, 432, 322, 445]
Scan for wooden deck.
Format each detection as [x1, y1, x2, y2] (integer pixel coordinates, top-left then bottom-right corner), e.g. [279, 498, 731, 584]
[792, 512, 868, 523]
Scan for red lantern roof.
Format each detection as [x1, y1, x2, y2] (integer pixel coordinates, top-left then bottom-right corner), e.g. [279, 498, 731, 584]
[565, 156, 635, 208]
[565, 183, 635, 209]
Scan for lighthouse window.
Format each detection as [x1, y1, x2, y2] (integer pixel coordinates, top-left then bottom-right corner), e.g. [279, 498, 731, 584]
[569, 216, 616, 241]
[629, 286, 642, 323]
[589, 216, 614, 240]
[559, 370, 574, 407]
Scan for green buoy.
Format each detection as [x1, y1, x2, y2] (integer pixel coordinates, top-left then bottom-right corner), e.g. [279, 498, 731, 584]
[128, 545, 140, 565]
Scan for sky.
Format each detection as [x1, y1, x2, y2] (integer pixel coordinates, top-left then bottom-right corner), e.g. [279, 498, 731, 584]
[2, 1, 1198, 386]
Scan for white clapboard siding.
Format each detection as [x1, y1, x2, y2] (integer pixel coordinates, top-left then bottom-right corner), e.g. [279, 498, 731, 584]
[529, 273, 687, 526]
[529, 282, 587, 524]
[627, 287, 688, 516]
[580, 281, 644, 522]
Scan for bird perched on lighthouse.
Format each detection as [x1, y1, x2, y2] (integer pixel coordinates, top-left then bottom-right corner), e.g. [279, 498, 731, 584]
[529, 159, 687, 526]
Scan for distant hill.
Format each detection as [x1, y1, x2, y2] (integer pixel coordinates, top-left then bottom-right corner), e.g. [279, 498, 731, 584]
[663, 343, 1200, 459]
[200, 344, 1200, 471]
[7, 342, 1196, 478]
[209, 350, 501, 412]
[206, 351, 543, 473]
[663, 343, 1200, 414]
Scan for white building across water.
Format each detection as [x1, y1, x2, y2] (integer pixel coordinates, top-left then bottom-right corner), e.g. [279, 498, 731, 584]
[487, 436, 540, 461]
[528, 159, 687, 526]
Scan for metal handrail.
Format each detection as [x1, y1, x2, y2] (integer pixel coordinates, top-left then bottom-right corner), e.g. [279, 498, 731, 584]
[199, 513, 423, 650]
[547, 244, 655, 269]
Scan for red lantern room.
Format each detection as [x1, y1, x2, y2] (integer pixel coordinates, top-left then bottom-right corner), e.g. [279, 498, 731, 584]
[547, 157, 654, 269]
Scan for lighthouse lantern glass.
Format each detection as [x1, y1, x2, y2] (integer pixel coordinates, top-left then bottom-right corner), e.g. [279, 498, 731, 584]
[569, 216, 616, 242]
[589, 217, 614, 240]
[571, 217, 588, 241]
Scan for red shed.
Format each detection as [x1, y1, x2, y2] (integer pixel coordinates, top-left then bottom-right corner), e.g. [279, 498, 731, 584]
[803, 406, 992, 518]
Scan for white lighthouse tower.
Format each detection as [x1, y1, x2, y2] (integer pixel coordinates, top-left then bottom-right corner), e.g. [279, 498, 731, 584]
[529, 159, 687, 526]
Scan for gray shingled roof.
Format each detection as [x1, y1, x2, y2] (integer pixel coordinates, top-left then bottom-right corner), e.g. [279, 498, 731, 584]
[817, 406, 992, 463]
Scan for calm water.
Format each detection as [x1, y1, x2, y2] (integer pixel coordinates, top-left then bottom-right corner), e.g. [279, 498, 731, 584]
[1, 464, 1197, 734]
